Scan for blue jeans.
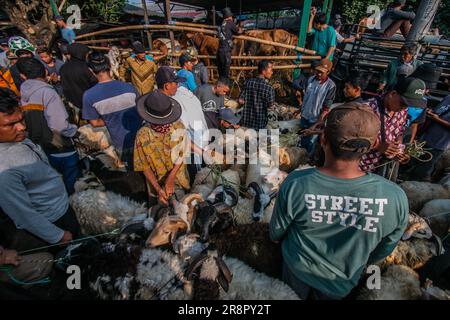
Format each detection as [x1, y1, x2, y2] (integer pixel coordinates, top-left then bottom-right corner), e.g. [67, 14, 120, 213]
[300, 117, 318, 154]
[48, 152, 80, 195]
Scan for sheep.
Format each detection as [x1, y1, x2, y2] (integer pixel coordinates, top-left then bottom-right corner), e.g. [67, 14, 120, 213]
[279, 147, 309, 173]
[419, 199, 450, 238]
[421, 279, 450, 300]
[69, 189, 148, 235]
[399, 181, 450, 212]
[193, 168, 241, 195]
[207, 223, 283, 279]
[357, 265, 422, 300]
[433, 149, 450, 180]
[221, 256, 299, 300]
[381, 238, 437, 270]
[146, 194, 204, 247]
[73, 171, 105, 193]
[76, 124, 112, 152]
[401, 212, 432, 241]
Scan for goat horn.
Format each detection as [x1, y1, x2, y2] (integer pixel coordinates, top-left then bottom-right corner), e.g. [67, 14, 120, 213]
[213, 202, 233, 215]
[182, 193, 204, 206]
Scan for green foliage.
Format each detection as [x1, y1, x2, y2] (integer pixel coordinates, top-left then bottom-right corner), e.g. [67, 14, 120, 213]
[62, 0, 126, 23]
[433, 1, 450, 37]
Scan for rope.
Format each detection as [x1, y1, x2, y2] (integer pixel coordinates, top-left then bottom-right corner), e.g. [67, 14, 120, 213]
[18, 229, 120, 255]
[0, 265, 51, 286]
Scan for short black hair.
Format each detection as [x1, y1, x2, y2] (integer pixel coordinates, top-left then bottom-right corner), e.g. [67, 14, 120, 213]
[400, 43, 416, 55]
[16, 57, 46, 79]
[37, 47, 51, 55]
[88, 53, 111, 74]
[216, 77, 231, 87]
[258, 60, 273, 74]
[314, 13, 328, 25]
[0, 88, 19, 114]
[345, 76, 367, 91]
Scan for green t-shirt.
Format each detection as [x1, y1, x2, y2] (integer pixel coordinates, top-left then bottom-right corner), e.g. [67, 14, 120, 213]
[269, 168, 408, 298]
[310, 26, 337, 60]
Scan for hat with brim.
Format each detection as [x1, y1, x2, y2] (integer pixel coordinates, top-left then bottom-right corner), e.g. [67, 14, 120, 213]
[222, 7, 233, 19]
[219, 108, 241, 125]
[394, 77, 427, 109]
[156, 66, 187, 88]
[315, 58, 333, 74]
[136, 90, 182, 125]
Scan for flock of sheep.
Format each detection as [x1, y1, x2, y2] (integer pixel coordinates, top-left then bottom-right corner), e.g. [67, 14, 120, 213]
[66, 109, 450, 300]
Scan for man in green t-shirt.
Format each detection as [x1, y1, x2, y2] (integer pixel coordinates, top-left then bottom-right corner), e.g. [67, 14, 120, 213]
[308, 7, 337, 61]
[270, 102, 409, 299]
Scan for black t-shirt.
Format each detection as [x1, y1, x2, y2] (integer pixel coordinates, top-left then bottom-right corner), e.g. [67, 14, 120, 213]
[219, 20, 239, 51]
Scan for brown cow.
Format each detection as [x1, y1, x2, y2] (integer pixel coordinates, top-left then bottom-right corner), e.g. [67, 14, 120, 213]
[244, 29, 298, 56]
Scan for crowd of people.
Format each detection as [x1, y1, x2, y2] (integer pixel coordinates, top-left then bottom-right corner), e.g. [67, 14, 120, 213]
[0, 3, 449, 300]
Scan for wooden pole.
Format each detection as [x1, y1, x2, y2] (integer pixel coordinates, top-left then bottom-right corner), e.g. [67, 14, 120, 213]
[234, 35, 316, 55]
[173, 64, 311, 70]
[212, 6, 216, 26]
[196, 55, 321, 60]
[175, 21, 217, 29]
[141, 0, 153, 50]
[164, 0, 176, 55]
[78, 38, 128, 45]
[75, 25, 217, 40]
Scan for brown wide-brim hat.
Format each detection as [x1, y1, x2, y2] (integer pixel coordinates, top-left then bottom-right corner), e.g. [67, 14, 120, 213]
[315, 59, 333, 74]
[136, 90, 182, 125]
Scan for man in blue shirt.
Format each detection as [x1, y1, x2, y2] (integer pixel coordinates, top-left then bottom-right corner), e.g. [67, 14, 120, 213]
[56, 16, 76, 44]
[307, 7, 336, 61]
[83, 53, 142, 170]
[177, 53, 197, 92]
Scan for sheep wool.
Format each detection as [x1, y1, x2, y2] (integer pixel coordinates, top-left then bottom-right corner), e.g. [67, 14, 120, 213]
[419, 199, 450, 238]
[399, 181, 450, 212]
[70, 189, 148, 235]
[382, 238, 435, 270]
[221, 257, 300, 300]
[357, 265, 421, 300]
[135, 248, 191, 300]
[232, 197, 275, 225]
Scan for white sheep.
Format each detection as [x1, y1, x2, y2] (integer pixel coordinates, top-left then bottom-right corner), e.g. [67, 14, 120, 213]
[70, 189, 148, 235]
[221, 256, 299, 300]
[77, 124, 112, 152]
[357, 265, 422, 300]
[399, 181, 450, 212]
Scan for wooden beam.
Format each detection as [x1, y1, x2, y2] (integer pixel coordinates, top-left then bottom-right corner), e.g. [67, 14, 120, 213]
[141, 0, 153, 50]
[164, 0, 176, 55]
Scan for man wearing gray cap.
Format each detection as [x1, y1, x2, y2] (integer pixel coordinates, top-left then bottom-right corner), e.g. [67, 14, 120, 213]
[270, 102, 408, 299]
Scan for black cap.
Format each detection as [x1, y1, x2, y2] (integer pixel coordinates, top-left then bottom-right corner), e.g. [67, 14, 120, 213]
[155, 66, 186, 88]
[179, 53, 194, 67]
[136, 90, 182, 125]
[222, 7, 233, 19]
[132, 41, 146, 54]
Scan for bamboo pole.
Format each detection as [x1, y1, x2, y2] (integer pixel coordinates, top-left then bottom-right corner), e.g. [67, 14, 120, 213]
[173, 64, 311, 70]
[75, 24, 217, 40]
[195, 55, 321, 60]
[78, 38, 128, 45]
[234, 35, 316, 55]
[175, 21, 217, 30]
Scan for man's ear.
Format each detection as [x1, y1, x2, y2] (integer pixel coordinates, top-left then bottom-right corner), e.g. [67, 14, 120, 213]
[319, 131, 326, 147]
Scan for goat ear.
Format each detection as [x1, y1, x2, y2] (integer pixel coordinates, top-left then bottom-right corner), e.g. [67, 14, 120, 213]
[216, 257, 233, 283]
[185, 253, 209, 281]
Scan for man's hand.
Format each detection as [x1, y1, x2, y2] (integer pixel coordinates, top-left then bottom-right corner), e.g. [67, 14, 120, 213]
[59, 231, 73, 244]
[164, 176, 176, 198]
[238, 98, 245, 105]
[396, 153, 410, 164]
[157, 188, 169, 206]
[378, 83, 386, 92]
[426, 109, 440, 121]
[310, 6, 317, 16]
[377, 142, 400, 158]
[49, 72, 59, 83]
[0, 249, 21, 266]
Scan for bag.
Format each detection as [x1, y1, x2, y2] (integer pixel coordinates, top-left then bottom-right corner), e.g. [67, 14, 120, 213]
[21, 103, 73, 153]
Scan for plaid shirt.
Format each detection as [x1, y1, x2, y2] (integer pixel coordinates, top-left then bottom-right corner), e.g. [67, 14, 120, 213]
[360, 98, 408, 172]
[239, 77, 275, 130]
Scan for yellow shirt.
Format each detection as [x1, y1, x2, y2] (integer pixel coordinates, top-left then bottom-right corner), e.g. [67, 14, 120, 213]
[134, 121, 190, 191]
[123, 57, 157, 95]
